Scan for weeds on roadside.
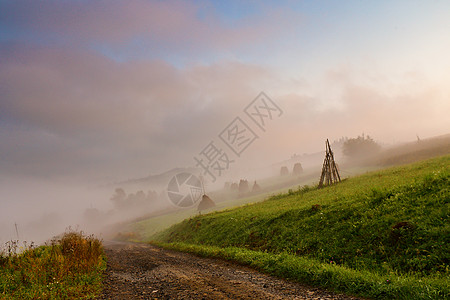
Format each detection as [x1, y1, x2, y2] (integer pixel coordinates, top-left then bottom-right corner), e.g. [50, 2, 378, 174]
[0, 230, 105, 299]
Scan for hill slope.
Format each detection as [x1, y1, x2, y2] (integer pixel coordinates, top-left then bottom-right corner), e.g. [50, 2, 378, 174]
[153, 155, 449, 299]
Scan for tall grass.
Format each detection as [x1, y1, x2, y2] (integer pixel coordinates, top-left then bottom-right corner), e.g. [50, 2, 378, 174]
[0, 230, 105, 299]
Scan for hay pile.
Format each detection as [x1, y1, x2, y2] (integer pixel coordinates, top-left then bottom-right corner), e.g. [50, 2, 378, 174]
[197, 194, 215, 211]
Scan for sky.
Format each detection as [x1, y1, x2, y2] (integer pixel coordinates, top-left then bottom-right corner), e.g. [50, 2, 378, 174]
[1, 1, 450, 234]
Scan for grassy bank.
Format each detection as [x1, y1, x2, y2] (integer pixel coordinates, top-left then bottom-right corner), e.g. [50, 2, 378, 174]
[152, 155, 450, 299]
[154, 242, 447, 299]
[0, 231, 105, 299]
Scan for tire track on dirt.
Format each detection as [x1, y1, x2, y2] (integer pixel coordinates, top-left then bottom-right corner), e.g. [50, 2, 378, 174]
[99, 241, 364, 300]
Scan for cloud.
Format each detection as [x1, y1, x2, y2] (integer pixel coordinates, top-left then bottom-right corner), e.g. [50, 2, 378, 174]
[0, 0, 302, 56]
[1, 1, 449, 183]
[2, 40, 449, 182]
[0, 42, 274, 180]
[1, 0, 200, 42]
[272, 67, 450, 153]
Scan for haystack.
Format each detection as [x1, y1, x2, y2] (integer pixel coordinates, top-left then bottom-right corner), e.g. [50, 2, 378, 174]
[280, 166, 289, 176]
[293, 162, 303, 176]
[252, 181, 261, 193]
[197, 194, 215, 211]
[238, 179, 249, 193]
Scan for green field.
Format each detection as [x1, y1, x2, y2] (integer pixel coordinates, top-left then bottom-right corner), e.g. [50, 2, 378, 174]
[151, 155, 449, 299]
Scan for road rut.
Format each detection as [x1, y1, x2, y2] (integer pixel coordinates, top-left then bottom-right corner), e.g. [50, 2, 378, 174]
[99, 241, 363, 300]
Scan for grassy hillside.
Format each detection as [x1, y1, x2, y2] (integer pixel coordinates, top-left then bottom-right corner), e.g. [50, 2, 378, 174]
[122, 168, 323, 241]
[153, 155, 449, 299]
[373, 134, 450, 167]
[127, 134, 450, 242]
[0, 231, 105, 299]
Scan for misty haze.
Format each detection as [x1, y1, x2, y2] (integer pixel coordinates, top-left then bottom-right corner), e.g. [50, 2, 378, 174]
[1, 1, 449, 299]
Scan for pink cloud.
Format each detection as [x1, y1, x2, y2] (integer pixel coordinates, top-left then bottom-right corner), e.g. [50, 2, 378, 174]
[1, 0, 301, 52]
[0, 43, 274, 178]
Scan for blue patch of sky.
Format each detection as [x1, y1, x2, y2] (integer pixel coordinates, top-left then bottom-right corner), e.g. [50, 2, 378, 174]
[202, 0, 260, 25]
[3, 0, 448, 72]
[230, 0, 450, 79]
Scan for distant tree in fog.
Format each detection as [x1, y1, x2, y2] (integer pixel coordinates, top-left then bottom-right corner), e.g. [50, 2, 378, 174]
[134, 190, 146, 206]
[343, 135, 381, 158]
[110, 188, 159, 210]
[110, 188, 127, 209]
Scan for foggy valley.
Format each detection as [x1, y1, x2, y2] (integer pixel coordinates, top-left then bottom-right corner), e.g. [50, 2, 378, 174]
[1, 1, 449, 299]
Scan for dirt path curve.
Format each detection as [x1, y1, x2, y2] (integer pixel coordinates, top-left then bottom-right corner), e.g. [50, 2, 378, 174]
[99, 241, 363, 300]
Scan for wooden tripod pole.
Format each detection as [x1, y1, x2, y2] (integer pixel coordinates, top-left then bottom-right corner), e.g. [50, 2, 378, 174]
[318, 139, 341, 188]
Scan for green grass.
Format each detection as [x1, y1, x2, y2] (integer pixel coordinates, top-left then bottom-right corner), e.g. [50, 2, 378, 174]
[0, 231, 105, 299]
[152, 155, 450, 299]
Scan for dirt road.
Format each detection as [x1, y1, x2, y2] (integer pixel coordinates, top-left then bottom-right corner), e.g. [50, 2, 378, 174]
[99, 241, 363, 300]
